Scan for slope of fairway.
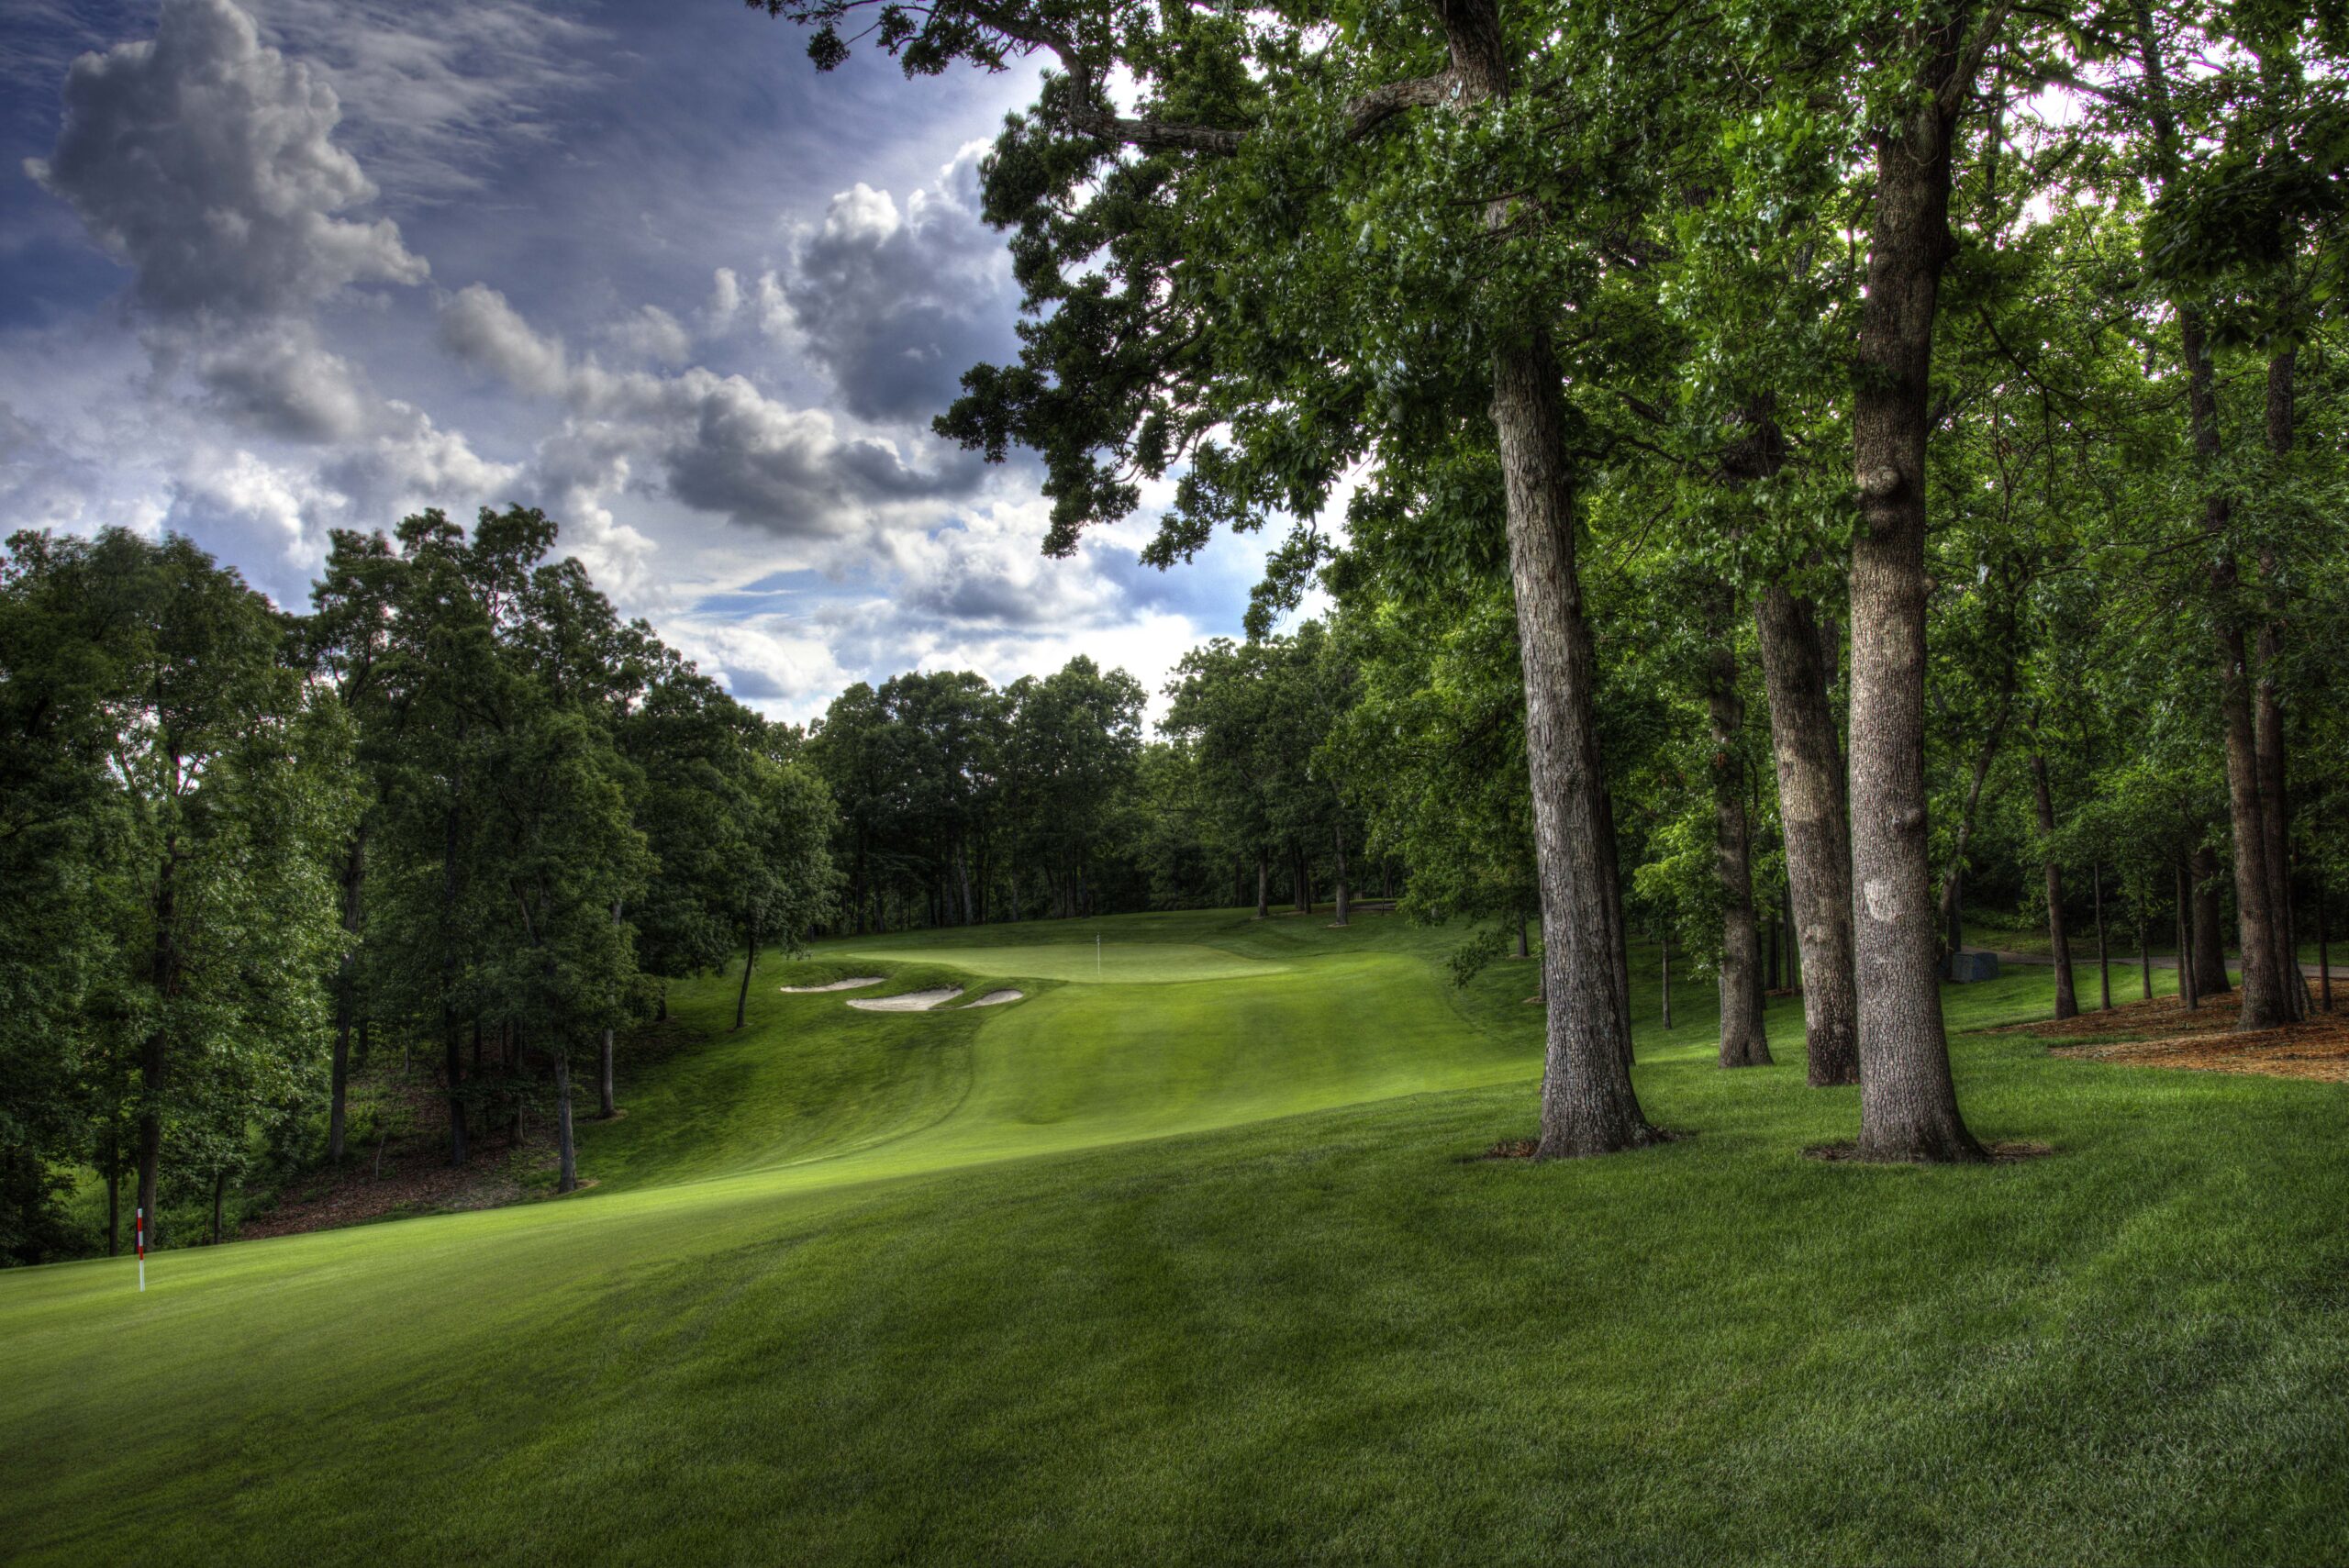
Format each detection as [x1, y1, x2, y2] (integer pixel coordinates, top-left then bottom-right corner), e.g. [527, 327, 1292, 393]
[6, 911, 2349, 1566]
[571, 914, 1519, 1195]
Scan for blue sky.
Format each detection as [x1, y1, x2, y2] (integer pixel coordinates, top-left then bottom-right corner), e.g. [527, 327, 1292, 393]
[0, 0, 1286, 720]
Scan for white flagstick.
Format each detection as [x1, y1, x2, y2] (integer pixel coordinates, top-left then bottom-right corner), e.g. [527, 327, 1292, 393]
[135, 1207, 145, 1292]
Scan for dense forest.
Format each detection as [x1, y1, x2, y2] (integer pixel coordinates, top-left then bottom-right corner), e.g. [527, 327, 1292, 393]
[7, 0, 2349, 1261]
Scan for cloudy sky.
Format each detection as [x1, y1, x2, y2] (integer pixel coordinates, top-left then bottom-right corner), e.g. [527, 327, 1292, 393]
[0, 0, 1280, 720]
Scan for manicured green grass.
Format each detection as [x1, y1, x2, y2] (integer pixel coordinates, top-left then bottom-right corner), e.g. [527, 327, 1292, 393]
[4, 907, 2344, 1565]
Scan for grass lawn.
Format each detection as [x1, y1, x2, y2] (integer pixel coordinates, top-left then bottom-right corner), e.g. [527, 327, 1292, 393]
[3, 907, 2345, 1565]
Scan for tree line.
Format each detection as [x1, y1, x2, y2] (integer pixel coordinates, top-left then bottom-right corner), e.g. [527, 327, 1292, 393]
[751, 0, 2349, 1162]
[0, 513, 835, 1262]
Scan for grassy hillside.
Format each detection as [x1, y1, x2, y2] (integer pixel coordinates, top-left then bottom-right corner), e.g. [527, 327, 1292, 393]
[4, 908, 2346, 1565]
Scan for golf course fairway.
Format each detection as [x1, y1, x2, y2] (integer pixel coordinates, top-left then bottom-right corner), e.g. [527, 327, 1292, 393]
[4, 907, 2347, 1565]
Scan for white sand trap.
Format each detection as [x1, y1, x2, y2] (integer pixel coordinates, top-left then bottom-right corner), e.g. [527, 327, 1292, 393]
[780, 976, 884, 993]
[967, 989, 1024, 1007]
[847, 987, 963, 1012]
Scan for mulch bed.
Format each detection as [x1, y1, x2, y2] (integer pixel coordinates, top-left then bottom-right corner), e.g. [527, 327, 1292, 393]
[2009, 992, 2349, 1084]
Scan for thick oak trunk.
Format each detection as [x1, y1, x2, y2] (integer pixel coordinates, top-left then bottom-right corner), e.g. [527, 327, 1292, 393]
[1847, 50, 1986, 1161]
[1754, 584, 1858, 1084]
[1706, 624, 1771, 1067]
[1492, 329, 1653, 1155]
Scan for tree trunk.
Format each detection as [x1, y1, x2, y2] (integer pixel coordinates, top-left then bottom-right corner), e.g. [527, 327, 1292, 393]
[553, 1045, 578, 1195]
[1516, 909, 1531, 960]
[1846, 27, 1988, 1161]
[106, 1134, 119, 1258]
[2177, 862, 2200, 1010]
[2189, 843, 2232, 995]
[440, 805, 467, 1166]
[1255, 849, 1270, 918]
[1935, 688, 2013, 968]
[1330, 818, 1351, 926]
[1294, 845, 1310, 915]
[2132, 6, 2293, 1031]
[1659, 929, 1672, 1030]
[734, 920, 757, 1030]
[1428, 0, 1648, 1153]
[328, 824, 366, 1166]
[1707, 624, 1771, 1067]
[1491, 328, 1653, 1155]
[2027, 734, 2077, 1019]
[2319, 854, 2332, 1013]
[2093, 862, 2111, 1010]
[853, 836, 868, 936]
[210, 1169, 225, 1245]
[1754, 584, 1858, 1085]
[2257, 343, 2306, 1014]
[600, 896, 622, 1118]
[2140, 915, 2152, 1002]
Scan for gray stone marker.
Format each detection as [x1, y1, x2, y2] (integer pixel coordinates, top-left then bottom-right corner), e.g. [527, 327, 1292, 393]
[1946, 950, 2001, 984]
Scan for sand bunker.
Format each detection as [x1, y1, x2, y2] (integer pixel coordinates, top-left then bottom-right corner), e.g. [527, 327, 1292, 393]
[847, 987, 963, 1012]
[780, 976, 884, 993]
[968, 989, 1024, 1006]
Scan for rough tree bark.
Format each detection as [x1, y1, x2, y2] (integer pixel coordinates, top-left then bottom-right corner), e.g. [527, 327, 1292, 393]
[1755, 584, 1858, 1084]
[1492, 330, 1655, 1154]
[1254, 849, 1270, 918]
[1845, 5, 1996, 1161]
[1706, 615, 1771, 1067]
[2026, 728, 2077, 1019]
